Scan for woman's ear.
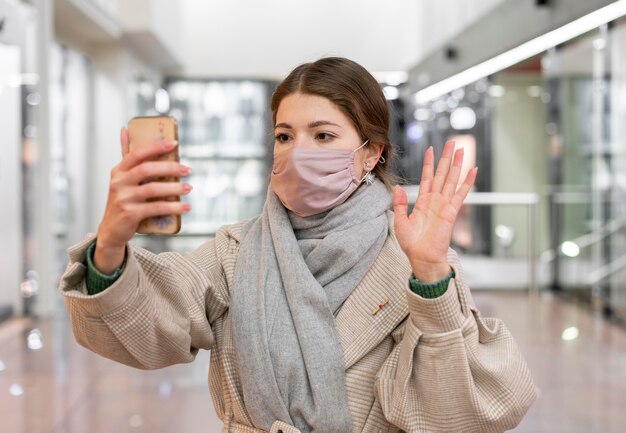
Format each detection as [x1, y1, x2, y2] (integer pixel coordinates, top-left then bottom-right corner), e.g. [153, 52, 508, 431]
[365, 143, 384, 167]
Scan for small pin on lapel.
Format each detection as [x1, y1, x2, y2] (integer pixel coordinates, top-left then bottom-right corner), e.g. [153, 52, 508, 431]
[372, 298, 389, 316]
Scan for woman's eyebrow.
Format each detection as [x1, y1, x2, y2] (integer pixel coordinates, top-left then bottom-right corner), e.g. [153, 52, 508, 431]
[274, 121, 343, 129]
[308, 120, 342, 129]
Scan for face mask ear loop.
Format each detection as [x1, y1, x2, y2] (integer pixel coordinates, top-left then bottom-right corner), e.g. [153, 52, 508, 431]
[353, 139, 369, 153]
[359, 171, 376, 185]
[354, 139, 376, 185]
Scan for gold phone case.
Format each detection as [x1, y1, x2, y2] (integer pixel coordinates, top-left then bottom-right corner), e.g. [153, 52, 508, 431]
[127, 115, 182, 235]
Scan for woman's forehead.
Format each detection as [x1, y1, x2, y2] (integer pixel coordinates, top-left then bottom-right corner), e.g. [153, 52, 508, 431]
[275, 93, 349, 126]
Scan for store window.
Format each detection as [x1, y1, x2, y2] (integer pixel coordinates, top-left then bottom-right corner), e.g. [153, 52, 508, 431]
[131, 79, 274, 254]
[405, 19, 626, 322]
[47, 43, 93, 313]
[406, 77, 492, 256]
[0, 41, 23, 320]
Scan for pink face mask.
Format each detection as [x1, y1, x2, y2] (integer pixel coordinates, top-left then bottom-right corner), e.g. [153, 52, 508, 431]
[270, 140, 370, 217]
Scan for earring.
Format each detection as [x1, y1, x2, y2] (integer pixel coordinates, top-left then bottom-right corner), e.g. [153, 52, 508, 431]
[365, 161, 371, 169]
[362, 171, 375, 185]
[378, 155, 386, 164]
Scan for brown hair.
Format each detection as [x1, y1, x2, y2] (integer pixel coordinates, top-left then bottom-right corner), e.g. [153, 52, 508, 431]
[270, 57, 397, 191]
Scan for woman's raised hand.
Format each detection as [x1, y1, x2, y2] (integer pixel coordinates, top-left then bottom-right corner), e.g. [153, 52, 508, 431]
[93, 127, 192, 273]
[392, 141, 477, 283]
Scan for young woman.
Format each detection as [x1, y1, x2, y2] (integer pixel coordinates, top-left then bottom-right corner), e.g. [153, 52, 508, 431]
[59, 57, 537, 433]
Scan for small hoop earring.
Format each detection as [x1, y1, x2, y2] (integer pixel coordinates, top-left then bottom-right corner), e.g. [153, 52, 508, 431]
[378, 155, 386, 164]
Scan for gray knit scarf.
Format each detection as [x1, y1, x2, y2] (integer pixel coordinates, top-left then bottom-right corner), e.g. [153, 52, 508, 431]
[231, 179, 390, 433]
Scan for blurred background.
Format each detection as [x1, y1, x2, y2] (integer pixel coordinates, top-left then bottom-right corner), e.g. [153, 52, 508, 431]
[1, 0, 626, 432]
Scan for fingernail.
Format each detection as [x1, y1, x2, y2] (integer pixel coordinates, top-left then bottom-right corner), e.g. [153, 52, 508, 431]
[182, 203, 191, 212]
[180, 165, 192, 175]
[183, 183, 192, 192]
[162, 140, 178, 149]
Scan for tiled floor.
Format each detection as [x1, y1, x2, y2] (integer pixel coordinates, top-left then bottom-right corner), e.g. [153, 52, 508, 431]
[0, 291, 625, 433]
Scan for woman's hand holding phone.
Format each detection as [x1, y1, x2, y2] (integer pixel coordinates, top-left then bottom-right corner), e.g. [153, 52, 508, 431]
[93, 127, 192, 274]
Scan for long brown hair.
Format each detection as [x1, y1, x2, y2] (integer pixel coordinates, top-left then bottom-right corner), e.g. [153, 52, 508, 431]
[271, 57, 396, 190]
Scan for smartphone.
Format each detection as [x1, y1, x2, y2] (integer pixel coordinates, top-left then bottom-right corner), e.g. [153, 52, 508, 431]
[127, 115, 182, 235]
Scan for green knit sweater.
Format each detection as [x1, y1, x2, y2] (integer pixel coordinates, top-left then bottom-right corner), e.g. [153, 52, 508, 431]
[85, 242, 454, 299]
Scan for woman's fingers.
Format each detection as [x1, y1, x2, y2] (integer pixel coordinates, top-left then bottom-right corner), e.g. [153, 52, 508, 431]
[125, 161, 190, 185]
[119, 139, 178, 171]
[134, 181, 192, 201]
[419, 146, 435, 194]
[120, 127, 130, 157]
[431, 140, 455, 193]
[451, 167, 478, 212]
[392, 185, 410, 225]
[441, 148, 464, 200]
[413, 146, 435, 213]
[134, 200, 191, 221]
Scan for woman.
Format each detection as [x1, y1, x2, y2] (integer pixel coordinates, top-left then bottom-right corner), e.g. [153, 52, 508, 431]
[59, 57, 538, 433]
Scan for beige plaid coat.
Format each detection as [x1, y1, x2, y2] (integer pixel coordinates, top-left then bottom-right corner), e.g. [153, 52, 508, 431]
[59, 211, 538, 433]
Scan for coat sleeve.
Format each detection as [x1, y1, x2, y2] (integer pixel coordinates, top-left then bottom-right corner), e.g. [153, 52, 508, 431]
[58, 225, 238, 370]
[375, 248, 539, 433]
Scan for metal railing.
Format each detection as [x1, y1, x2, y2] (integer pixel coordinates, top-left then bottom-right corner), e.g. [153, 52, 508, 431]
[401, 187, 540, 295]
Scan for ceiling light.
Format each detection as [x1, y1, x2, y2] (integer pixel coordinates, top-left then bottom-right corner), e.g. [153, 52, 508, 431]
[406, 122, 424, 142]
[561, 241, 580, 257]
[415, 0, 626, 103]
[450, 107, 477, 130]
[413, 108, 432, 121]
[383, 86, 399, 100]
[155, 88, 170, 114]
[372, 71, 408, 86]
[488, 85, 506, 97]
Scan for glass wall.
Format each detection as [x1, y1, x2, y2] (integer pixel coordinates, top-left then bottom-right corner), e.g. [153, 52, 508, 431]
[609, 19, 626, 322]
[39, 42, 93, 315]
[0, 41, 23, 320]
[131, 79, 274, 254]
[405, 76, 494, 255]
[406, 18, 626, 322]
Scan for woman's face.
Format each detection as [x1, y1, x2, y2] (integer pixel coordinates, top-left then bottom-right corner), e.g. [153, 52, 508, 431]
[274, 92, 381, 179]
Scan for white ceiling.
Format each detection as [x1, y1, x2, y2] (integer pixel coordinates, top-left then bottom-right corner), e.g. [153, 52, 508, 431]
[175, 0, 505, 80]
[176, 0, 421, 79]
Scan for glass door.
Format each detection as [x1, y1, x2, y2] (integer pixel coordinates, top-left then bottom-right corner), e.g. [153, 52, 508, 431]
[0, 42, 23, 320]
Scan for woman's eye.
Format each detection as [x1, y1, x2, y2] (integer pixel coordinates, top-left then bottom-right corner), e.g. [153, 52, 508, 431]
[316, 132, 335, 142]
[275, 133, 291, 143]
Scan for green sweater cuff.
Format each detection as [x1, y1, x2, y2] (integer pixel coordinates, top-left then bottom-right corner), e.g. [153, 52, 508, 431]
[408, 269, 455, 299]
[85, 241, 126, 295]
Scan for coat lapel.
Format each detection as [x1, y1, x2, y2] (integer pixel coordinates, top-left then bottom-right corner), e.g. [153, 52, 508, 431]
[335, 211, 412, 370]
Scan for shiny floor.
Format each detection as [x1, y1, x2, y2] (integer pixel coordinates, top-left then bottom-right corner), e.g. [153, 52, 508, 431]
[1, 291, 625, 433]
